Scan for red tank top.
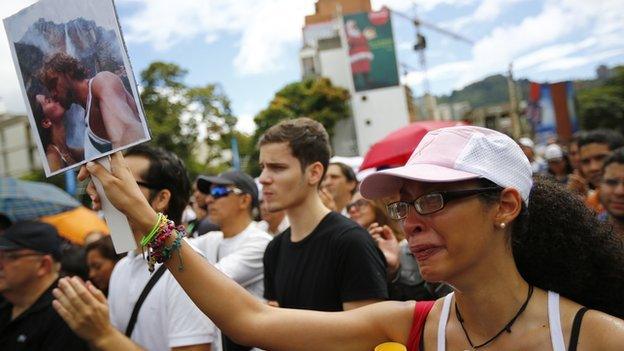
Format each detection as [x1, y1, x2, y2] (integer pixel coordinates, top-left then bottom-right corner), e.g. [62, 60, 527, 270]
[406, 301, 435, 351]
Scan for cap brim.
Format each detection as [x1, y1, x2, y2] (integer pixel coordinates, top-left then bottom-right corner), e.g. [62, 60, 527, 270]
[360, 164, 480, 199]
[0, 236, 23, 251]
[196, 176, 234, 193]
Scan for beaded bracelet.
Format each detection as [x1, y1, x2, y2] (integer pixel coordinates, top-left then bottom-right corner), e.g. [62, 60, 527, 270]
[142, 214, 186, 272]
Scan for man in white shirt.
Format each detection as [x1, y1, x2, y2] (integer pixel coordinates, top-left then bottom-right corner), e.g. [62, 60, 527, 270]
[106, 145, 214, 351]
[192, 171, 272, 351]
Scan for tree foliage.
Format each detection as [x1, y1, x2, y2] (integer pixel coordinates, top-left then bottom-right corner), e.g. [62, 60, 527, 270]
[139, 62, 239, 177]
[247, 77, 350, 175]
[577, 66, 624, 134]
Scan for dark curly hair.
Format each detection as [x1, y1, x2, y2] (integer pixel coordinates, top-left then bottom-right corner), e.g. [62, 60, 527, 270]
[39, 52, 88, 90]
[479, 176, 624, 318]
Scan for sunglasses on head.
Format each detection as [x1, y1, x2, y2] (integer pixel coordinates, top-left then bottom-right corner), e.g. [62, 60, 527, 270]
[210, 185, 244, 199]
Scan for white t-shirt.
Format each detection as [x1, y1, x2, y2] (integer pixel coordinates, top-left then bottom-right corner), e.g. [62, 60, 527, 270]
[190, 221, 272, 351]
[108, 242, 215, 351]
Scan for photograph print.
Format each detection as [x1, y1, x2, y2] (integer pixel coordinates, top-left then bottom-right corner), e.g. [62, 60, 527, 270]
[4, 0, 150, 176]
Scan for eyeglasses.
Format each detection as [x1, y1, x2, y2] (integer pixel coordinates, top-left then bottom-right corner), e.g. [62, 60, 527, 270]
[0, 251, 44, 262]
[602, 178, 624, 187]
[346, 199, 370, 212]
[387, 186, 503, 220]
[210, 185, 244, 199]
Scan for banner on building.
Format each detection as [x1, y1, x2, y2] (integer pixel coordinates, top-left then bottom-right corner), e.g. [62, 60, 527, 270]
[343, 8, 399, 92]
[527, 81, 578, 143]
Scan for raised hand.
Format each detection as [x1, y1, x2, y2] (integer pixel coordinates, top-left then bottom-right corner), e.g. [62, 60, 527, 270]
[52, 277, 116, 343]
[78, 152, 157, 235]
[368, 222, 400, 278]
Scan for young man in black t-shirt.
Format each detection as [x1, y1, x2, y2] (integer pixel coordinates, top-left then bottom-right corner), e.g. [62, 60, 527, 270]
[259, 118, 388, 311]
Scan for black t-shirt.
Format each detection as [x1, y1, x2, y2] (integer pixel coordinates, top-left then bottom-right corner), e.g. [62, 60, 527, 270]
[263, 212, 388, 311]
[0, 281, 89, 351]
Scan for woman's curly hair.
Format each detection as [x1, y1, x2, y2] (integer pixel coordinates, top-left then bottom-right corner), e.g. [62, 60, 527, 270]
[510, 175, 624, 318]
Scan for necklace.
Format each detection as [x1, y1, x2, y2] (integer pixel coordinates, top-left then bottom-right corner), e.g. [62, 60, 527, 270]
[455, 285, 534, 350]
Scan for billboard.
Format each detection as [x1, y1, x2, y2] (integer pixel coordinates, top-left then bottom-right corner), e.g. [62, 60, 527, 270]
[528, 81, 578, 143]
[343, 8, 399, 92]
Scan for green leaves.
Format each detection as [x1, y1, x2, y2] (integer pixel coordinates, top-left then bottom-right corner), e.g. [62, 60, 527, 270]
[139, 61, 238, 177]
[578, 66, 624, 134]
[247, 77, 350, 175]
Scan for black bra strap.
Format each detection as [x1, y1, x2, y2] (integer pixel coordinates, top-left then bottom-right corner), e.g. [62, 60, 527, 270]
[568, 307, 589, 351]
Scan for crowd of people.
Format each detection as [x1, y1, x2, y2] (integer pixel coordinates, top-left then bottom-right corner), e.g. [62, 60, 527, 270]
[1, 118, 623, 350]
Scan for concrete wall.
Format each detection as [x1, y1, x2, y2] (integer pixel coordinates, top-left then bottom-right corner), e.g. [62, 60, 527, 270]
[351, 86, 410, 155]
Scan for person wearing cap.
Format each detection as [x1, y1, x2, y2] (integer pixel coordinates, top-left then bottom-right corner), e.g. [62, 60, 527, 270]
[544, 144, 572, 184]
[0, 221, 88, 350]
[187, 178, 220, 238]
[599, 147, 624, 237]
[56, 126, 624, 350]
[191, 170, 272, 351]
[518, 136, 547, 174]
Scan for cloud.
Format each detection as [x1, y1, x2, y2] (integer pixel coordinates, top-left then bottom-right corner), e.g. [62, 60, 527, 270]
[119, 0, 315, 75]
[446, 0, 623, 89]
[0, 0, 38, 113]
[534, 48, 624, 72]
[441, 0, 523, 31]
[373, 0, 475, 12]
[401, 60, 472, 87]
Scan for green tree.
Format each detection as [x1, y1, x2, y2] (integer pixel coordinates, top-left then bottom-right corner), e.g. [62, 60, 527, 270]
[140, 62, 239, 177]
[248, 77, 350, 175]
[577, 66, 624, 134]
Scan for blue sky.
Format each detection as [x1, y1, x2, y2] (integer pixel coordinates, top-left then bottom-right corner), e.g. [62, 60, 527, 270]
[1, 0, 623, 133]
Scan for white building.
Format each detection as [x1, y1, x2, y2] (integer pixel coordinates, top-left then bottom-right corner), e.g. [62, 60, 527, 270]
[0, 113, 41, 177]
[300, 0, 414, 156]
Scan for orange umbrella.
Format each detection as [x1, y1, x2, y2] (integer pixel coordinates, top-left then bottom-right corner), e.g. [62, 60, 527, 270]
[40, 206, 109, 245]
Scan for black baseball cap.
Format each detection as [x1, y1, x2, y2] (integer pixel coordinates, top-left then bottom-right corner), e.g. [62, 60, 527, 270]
[197, 170, 259, 208]
[0, 221, 62, 260]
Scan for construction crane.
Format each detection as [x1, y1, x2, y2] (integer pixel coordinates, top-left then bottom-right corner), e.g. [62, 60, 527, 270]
[391, 8, 474, 120]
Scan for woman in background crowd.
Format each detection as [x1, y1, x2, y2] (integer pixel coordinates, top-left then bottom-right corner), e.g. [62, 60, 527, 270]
[85, 236, 123, 296]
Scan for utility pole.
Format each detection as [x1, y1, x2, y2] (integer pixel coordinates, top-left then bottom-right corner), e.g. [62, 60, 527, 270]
[507, 62, 521, 138]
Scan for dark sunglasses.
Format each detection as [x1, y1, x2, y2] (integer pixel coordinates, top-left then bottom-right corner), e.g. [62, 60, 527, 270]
[210, 185, 244, 199]
[136, 181, 162, 190]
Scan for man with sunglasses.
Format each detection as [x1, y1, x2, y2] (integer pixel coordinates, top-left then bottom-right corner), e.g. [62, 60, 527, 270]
[0, 221, 88, 350]
[192, 171, 272, 351]
[599, 147, 624, 237]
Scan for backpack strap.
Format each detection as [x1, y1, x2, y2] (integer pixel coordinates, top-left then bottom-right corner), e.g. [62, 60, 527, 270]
[567, 307, 589, 351]
[124, 265, 167, 337]
[407, 301, 435, 351]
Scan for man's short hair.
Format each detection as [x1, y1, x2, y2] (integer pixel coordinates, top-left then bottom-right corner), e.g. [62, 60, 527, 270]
[329, 162, 358, 195]
[578, 129, 624, 151]
[259, 117, 331, 177]
[39, 52, 87, 89]
[603, 147, 624, 171]
[125, 144, 191, 223]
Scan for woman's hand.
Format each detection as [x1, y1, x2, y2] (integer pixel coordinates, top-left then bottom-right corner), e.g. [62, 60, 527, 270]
[368, 222, 400, 279]
[318, 187, 337, 212]
[78, 152, 157, 235]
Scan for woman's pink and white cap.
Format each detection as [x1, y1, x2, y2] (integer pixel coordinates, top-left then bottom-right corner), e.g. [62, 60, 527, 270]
[360, 126, 533, 204]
